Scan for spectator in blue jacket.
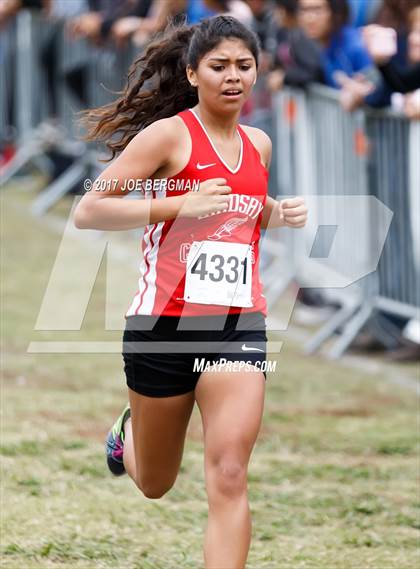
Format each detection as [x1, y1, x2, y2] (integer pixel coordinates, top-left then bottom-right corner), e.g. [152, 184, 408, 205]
[187, 0, 216, 23]
[338, 1, 420, 113]
[297, 0, 375, 88]
[348, 0, 382, 28]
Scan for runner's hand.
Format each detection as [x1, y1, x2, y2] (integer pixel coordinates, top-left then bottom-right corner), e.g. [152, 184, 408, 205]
[279, 197, 308, 228]
[180, 178, 232, 218]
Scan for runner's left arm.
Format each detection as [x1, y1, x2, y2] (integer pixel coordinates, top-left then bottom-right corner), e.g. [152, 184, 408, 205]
[261, 196, 308, 229]
[261, 197, 283, 229]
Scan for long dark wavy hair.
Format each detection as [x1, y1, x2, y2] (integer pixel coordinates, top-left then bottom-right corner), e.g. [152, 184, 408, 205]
[80, 16, 260, 161]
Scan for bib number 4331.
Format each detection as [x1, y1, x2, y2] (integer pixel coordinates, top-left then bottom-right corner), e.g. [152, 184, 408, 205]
[184, 241, 253, 307]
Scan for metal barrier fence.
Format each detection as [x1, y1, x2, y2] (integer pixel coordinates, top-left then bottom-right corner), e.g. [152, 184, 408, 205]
[1, 10, 419, 357]
[1, 10, 138, 214]
[267, 85, 420, 357]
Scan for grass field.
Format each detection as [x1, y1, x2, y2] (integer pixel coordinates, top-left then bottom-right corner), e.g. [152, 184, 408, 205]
[1, 183, 419, 568]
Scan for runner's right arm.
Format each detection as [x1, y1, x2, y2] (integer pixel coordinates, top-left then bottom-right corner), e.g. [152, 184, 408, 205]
[74, 118, 231, 230]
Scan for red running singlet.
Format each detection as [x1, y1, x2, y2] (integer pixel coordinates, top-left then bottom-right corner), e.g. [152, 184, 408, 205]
[126, 108, 268, 318]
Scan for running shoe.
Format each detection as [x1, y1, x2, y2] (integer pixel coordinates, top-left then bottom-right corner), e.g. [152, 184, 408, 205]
[105, 404, 131, 476]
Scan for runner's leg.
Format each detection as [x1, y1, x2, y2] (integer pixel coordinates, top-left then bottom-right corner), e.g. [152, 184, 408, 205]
[123, 387, 196, 499]
[195, 366, 265, 569]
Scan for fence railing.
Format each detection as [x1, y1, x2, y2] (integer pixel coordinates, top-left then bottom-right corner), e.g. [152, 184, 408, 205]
[1, 11, 138, 214]
[264, 84, 420, 357]
[1, 10, 419, 358]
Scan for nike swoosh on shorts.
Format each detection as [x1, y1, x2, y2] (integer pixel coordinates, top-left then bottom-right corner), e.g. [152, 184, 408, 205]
[241, 344, 264, 352]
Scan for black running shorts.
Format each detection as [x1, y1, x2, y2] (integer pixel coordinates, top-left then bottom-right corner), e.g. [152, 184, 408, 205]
[122, 311, 267, 397]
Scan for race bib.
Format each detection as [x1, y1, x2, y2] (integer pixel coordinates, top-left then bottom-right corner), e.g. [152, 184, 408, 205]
[184, 241, 253, 307]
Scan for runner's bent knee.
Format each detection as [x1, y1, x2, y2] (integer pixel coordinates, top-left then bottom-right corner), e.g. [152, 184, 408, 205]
[139, 477, 176, 500]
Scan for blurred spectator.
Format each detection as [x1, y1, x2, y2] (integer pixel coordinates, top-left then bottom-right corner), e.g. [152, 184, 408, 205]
[121, 0, 255, 43]
[0, 0, 44, 29]
[365, 7, 420, 94]
[113, 0, 250, 46]
[203, 0, 253, 26]
[162, 0, 255, 26]
[123, 1, 187, 47]
[266, 0, 323, 91]
[297, 0, 375, 88]
[406, 4, 420, 64]
[245, 0, 277, 56]
[375, 0, 414, 31]
[50, 0, 87, 18]
[341, 3, 420, 115]
[107, 0, 155, 48]
[67, 0, 154, 46]
[186, 0, 216, 23]
[347, 0, 382, 28]
[403, 5, 420, 119]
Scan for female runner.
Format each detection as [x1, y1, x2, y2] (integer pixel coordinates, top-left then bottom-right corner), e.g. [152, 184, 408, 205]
[74, 16, 307, 569]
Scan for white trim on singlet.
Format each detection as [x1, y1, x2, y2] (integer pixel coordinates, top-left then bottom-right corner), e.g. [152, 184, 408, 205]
[136, 220, 164, 315]
[133, 188, 167, 316]
[126, 225, 154, 316]
[126, 190, 166, 316]
[189, 109, 243, 174]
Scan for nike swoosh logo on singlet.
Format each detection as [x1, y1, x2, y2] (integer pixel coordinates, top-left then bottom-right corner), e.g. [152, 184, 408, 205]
[196, 162, 217, 170]
[241, 344, 264, 352]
